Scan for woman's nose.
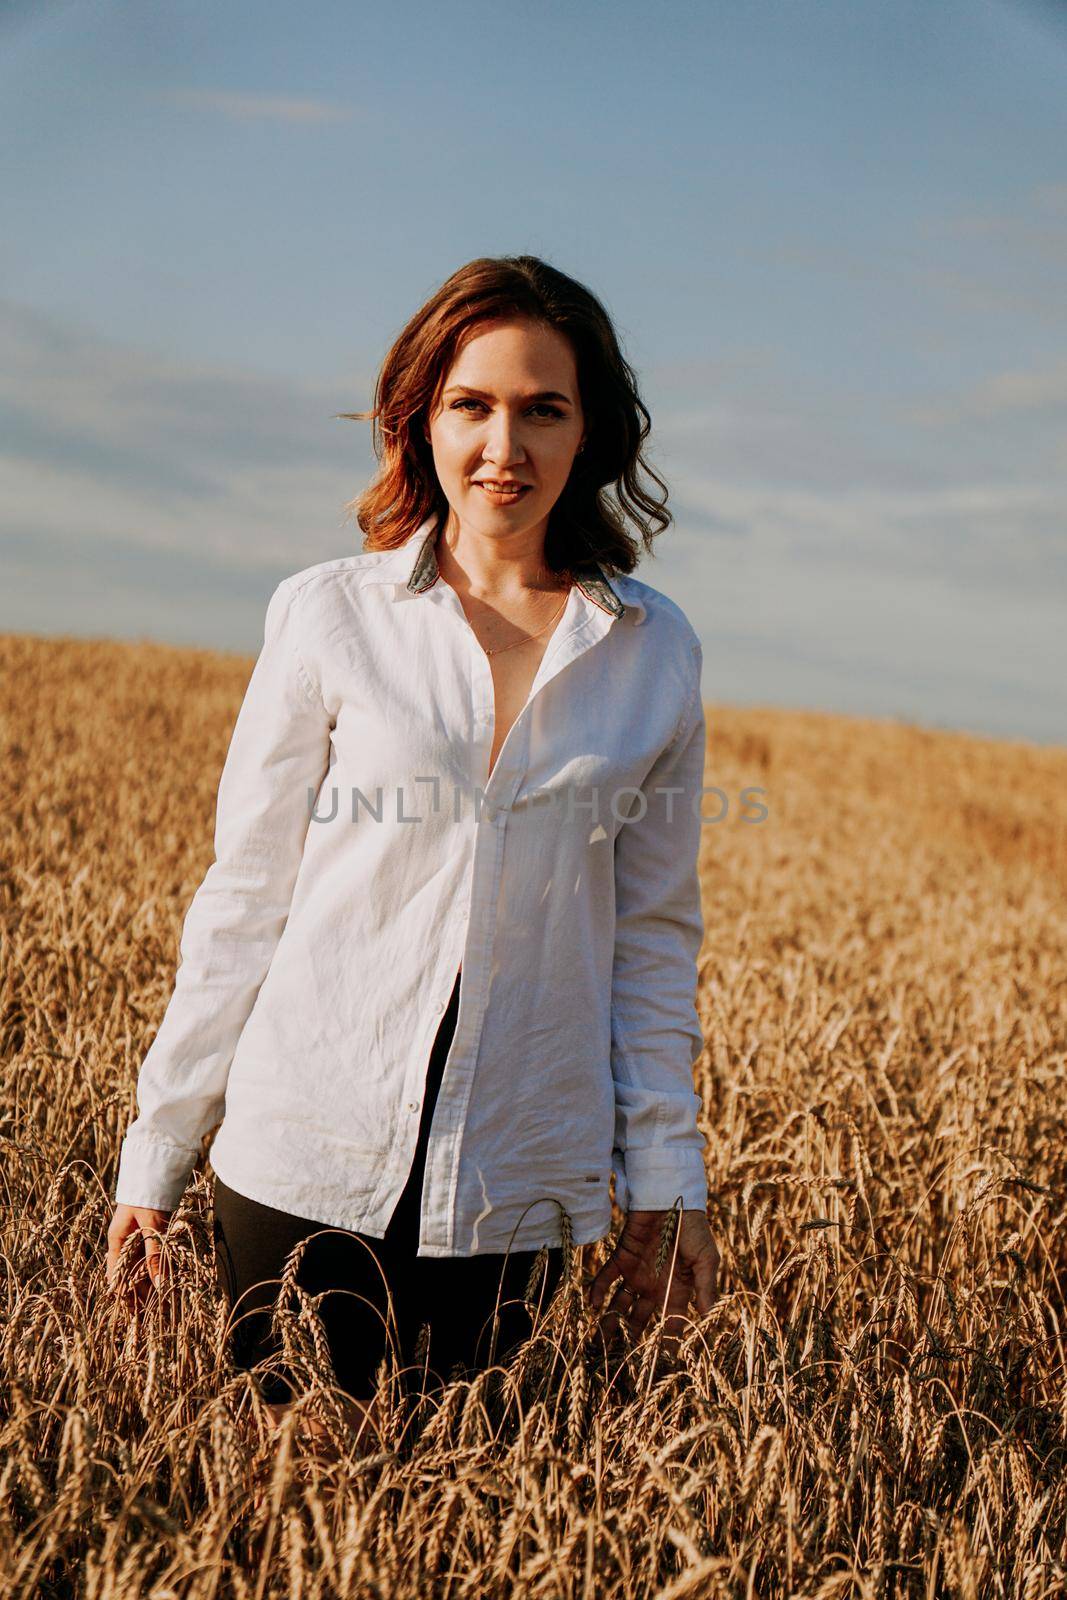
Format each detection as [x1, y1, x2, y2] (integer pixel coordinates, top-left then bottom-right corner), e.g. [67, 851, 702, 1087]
[482, 413, 525, 466]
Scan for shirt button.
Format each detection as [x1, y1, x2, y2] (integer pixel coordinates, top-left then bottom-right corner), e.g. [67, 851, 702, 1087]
[407, 1101, 420, 1112]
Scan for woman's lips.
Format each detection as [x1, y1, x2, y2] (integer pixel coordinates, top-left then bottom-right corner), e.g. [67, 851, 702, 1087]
[476, 483, 531, 505]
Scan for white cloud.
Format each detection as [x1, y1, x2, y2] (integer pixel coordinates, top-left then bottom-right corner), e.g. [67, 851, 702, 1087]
[155, 88, 356, 125]
[0, 298, 377, 567]
[1034, 182, 1067, 216]
[905, 357, 1067, 424]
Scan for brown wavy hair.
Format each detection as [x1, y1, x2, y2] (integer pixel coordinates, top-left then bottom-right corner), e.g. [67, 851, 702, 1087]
[335, 254, 672, 579]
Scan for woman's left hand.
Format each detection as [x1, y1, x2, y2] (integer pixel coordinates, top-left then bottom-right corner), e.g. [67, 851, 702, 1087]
[584, 1208, 720, 1358]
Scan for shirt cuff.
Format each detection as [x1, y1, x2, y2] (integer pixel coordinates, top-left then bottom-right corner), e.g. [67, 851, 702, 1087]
[113, 1131, 198, 1211]
[610, 1146, 708, 1213]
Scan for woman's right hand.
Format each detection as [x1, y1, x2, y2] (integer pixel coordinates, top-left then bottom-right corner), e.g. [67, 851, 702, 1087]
[106, 1204, 173, 1308]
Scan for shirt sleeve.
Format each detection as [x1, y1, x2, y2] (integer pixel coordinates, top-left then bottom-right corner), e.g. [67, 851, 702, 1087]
[609, 639, 709, 1214]
[112, 578, 333, 1210]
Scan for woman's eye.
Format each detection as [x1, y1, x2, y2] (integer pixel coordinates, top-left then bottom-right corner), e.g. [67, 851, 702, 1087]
[451, 400, 564, 419]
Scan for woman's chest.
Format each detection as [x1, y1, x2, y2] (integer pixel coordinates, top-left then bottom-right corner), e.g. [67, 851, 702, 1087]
[485, 642, 554, 781]
[317, 608, 682, 819]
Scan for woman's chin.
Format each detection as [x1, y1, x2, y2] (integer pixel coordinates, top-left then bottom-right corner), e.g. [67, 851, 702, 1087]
[460, 492, 541, 529]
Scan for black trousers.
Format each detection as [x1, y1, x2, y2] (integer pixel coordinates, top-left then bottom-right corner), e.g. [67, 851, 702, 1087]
[212, 967, 564, 1403]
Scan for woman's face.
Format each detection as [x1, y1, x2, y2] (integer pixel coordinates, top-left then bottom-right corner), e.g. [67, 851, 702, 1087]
[426, 317, 586, 544]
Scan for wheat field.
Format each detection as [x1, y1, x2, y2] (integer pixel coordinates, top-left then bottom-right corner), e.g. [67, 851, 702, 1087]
[1, 628, 1065, 1600]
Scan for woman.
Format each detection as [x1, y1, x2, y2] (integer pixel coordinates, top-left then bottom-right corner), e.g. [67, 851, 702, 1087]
[106, 254, 720, 1439]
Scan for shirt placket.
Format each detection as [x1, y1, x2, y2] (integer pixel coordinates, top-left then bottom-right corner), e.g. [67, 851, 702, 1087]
[415, 583, 616, 1254]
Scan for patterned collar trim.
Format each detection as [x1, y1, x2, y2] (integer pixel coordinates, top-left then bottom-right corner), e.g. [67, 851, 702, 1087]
[405, 519, 633, 621]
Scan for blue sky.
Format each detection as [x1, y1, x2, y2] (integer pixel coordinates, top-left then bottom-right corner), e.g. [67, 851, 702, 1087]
[2, 0, 1065, 743]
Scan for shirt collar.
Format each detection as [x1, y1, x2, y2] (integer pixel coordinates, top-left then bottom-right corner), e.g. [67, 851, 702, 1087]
[362, 515, 645, 623]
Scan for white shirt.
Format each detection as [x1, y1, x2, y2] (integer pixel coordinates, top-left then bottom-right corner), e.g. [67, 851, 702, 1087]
[113, 515, 710, 1257]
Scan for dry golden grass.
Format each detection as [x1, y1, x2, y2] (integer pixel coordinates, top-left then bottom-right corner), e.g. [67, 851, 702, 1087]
[1, 628, 1066, 1599]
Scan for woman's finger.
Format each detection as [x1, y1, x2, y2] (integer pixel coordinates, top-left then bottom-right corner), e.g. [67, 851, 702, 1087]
[106, 1213, 137, 1290]
[143, 1230, 163, 1286]
[585, 1256, 634, 1313]
[690, 1241, 720, 1315]
[591, 1275, 639, 1344]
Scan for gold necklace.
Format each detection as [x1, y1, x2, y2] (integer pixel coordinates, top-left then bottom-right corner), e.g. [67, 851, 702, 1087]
[482, 587, 571, 657]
